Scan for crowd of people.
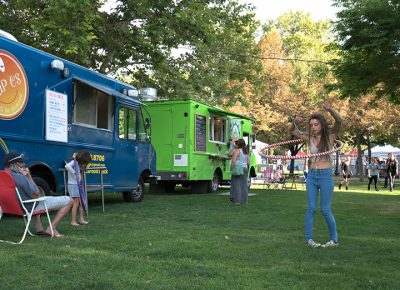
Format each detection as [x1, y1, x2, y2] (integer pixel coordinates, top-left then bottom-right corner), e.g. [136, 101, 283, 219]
[337, 153, 399, 192]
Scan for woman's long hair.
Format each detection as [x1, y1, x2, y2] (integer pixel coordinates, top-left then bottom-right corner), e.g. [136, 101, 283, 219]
[308, 113, 331, 153]
[75, 150, 92, 167]
[235, 139, 249, 155]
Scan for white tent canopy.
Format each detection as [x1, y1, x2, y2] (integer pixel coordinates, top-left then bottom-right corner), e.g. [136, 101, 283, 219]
[363, 145, 400, 158]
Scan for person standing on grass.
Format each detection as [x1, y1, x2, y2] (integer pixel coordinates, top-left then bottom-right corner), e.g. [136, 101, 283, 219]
[65, 150, 92, 226]
[367, 157, 380, 191]
[227, 137, 238, 202]
[386, 153, 398, 192]
[230, 139, 250, 205]
[287, 102, 342, 248]
[339, 156, 352, 190]
[384, 153, 391, 188]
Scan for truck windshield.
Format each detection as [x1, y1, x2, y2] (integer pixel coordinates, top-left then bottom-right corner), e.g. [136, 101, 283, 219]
[118, 107, 137, 140]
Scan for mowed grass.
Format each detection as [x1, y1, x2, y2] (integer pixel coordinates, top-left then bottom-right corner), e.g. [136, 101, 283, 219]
[0, 181, 399, 290]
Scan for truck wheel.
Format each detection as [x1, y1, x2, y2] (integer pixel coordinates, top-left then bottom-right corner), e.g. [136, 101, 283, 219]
[33, 177, 50, 197]
[207, 172, 219, 193]
[123, 178, 145, 202]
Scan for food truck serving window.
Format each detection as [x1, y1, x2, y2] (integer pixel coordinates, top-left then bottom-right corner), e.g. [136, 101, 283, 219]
[73, 81, 114, 130]
[209, 116, 226, 143]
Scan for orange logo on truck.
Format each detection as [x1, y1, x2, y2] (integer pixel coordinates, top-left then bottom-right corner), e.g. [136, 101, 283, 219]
[0, 50, 28, 120]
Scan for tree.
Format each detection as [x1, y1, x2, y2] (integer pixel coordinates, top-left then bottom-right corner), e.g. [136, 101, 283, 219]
[228, 12, 349, 173]
[263, 11, 334, 106]
[0, 0, 261, 103]
[335, 94, 400, 180]
[230, 12, 336, 139]
[332, 0, 400, 103]
[0, 0, 102, 67]
[228, 30, 294, 141]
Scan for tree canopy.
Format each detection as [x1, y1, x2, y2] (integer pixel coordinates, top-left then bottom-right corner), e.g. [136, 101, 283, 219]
[332, 0, 400, 103]
[229, 12, 338, 143]
[0, 0, 261, 104]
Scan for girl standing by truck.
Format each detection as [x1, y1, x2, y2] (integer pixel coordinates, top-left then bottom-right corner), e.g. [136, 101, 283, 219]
[65, 150, 92, 226]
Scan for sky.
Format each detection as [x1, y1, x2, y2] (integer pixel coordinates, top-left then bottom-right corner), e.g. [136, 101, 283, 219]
[238, 0, 339, 22]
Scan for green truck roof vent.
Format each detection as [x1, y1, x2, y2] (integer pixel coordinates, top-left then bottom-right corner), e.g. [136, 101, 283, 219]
[139, 87, 157, 101]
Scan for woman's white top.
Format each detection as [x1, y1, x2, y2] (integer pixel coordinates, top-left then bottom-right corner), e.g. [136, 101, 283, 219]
[309, 136, 333, 163]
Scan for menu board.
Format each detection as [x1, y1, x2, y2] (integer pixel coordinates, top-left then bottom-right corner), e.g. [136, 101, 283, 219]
[195, 114, 206, 152]
[45, 89, 68, 143]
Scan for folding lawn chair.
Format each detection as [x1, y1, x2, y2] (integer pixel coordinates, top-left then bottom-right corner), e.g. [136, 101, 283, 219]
[263, 169, 277, 189]
[273, 169, 287, 189]
[0, 170, 54, 244]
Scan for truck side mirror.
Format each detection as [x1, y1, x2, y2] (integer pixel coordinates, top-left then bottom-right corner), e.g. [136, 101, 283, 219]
[145, 118, 151, 129]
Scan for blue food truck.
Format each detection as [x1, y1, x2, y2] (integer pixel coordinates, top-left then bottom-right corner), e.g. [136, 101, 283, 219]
[0, 32, 156, 202]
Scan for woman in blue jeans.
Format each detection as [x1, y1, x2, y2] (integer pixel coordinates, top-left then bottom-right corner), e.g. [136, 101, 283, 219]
[287, 102, 342, 248]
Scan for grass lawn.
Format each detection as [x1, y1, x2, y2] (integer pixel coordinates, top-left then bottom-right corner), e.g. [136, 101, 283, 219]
[0, 181, 399, 289]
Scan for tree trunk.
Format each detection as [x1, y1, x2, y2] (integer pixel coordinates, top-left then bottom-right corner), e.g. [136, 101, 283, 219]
[335, 150, 340, 176]
[366, 134, 371, 163]
[356, 127, 364, 181]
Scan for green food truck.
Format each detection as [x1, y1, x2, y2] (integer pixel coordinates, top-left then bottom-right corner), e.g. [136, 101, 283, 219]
[144, 97, 257, 193]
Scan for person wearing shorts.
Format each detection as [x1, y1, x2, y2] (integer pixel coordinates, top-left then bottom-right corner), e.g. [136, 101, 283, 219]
[3, 152, 72, 238]
[339, 156, 352, 190]
[65, 150, 92, 226]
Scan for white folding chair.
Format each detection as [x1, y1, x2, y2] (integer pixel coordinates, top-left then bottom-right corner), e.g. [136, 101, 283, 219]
[0, 170, 54, 244]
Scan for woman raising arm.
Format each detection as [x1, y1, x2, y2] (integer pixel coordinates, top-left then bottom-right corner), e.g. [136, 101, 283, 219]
[288, 102, 342, 248]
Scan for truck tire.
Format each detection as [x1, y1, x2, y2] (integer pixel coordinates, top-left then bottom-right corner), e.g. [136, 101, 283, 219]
[207, 172, 219, 193]
[123, 178, 144, 202]
[33, 177, 50, 197]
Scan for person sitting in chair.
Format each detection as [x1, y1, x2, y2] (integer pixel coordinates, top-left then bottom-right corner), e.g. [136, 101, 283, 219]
[3, 152, 73, 238]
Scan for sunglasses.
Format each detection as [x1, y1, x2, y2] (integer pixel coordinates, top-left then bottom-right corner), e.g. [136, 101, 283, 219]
[9, 154, 24, 163]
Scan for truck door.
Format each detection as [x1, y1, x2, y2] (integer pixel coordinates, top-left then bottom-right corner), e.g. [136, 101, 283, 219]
[115, 105, 141, 189]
